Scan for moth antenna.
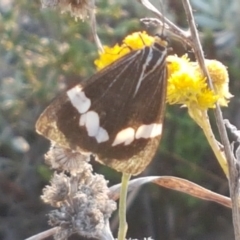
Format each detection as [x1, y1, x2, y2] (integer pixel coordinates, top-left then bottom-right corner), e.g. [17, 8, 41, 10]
[138, 32, 146, 46]
[105, 45, 133, 56]
[121, 42, 134, 51]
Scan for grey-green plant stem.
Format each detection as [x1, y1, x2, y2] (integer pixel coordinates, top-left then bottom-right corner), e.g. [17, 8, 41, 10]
[25, 227, 58, 240]
[118, 173, 131, 240]
[89, 1, 103, 52]
[181, 0, 240, 239]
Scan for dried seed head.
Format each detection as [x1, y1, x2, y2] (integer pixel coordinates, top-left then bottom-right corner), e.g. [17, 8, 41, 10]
[42, 171, 116, 239]
[42, 172, 69, 207]
[45, 143, 92, 174]
[41, 0, 95, 20]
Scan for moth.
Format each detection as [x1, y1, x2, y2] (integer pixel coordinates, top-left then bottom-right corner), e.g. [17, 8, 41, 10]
[36, 34, 168, 175]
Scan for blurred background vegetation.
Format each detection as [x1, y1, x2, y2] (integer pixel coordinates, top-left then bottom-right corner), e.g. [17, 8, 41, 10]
[0, 0, 240, 239]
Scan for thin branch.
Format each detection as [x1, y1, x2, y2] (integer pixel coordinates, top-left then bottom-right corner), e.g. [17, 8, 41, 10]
[89, 0, 103, 52]
[137, 0, 192, 46]
[25, 227, 58, 240]
[140, 17, 192, 47]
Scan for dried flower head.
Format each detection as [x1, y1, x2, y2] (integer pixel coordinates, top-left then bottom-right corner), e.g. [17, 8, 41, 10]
[45, 143, 92, 173]
[42, 172, 69, 207]
[41, 0, 95, 20]
[42, 171, 116, 239]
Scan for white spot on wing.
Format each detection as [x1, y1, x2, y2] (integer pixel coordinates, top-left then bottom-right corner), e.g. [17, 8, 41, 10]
[79, 111, 109, 143]
[135, 123, 162, 139]
[67, 86, 91, 114]
[84, 111, 100, 137]
[112, 127, 135, 146]
[95, 127, 109, 143]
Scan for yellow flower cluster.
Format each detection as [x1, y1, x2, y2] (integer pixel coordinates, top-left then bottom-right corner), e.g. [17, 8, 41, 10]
[94, 32, 154, 71]
[167, 55, 232, 109]
[167, 55, 214, 109]
[193, 60, 233, 106]
[94, 32, 232, 109]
